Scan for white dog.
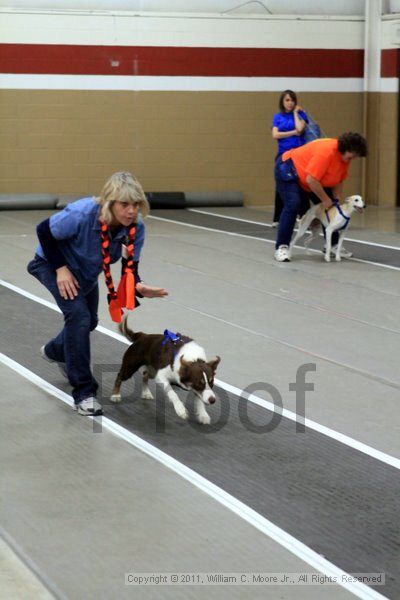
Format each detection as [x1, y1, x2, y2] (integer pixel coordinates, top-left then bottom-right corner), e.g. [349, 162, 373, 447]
[290, 194, 365, 262]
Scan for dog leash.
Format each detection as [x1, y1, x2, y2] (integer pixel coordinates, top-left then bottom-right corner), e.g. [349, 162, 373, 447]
[325, 200, 350, 231]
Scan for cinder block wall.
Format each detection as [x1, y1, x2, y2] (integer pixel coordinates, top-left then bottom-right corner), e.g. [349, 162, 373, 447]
[0, 90, 365, 203]
[0, 11, 398, 206]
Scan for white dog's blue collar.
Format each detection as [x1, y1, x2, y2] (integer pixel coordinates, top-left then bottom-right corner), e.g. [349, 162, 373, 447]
[325, 200, 350, 231]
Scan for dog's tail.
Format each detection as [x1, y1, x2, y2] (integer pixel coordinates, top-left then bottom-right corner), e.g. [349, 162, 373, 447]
[119, 315, 142, 343]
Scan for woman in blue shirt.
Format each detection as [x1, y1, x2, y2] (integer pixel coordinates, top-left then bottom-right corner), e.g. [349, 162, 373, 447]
[271, 90, 308, 225]
[27, 172, 168, 416]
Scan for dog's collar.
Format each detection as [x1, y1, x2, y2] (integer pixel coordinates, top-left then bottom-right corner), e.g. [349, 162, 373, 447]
[174, 381, 190, 391]
[325, 200, 350, 230]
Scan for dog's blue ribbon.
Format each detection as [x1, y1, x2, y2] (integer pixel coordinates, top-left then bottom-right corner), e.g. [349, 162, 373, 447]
[162, 329, 180, 345]
[161, 329, 182, 361]
[325, 199, 350, 231]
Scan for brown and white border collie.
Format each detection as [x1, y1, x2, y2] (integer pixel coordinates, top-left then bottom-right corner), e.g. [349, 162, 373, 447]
[111, 317, 221, 424]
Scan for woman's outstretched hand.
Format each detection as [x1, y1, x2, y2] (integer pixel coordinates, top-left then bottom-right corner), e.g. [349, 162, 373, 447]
[136, 282, 168, 298]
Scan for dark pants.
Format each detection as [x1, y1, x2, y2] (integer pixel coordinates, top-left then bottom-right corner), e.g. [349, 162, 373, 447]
[273, 190, 283, 223]
[273, 153, 308, 223]
[274, 157, 338, 249]
[27, 255, 99, 403]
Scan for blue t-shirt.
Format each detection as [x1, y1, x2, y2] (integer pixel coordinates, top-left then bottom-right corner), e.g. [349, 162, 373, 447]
[272, 110, 309, 154]
[36, 197, 145, 292]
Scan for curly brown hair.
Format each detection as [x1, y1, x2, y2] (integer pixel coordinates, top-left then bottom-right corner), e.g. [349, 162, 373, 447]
[338, 132, 368, 157]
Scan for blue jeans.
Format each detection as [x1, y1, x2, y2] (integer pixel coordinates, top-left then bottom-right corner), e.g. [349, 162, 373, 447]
[274, 158, 309, 248]
[27, 255, 99, 403]
[274, 157, 338, 249]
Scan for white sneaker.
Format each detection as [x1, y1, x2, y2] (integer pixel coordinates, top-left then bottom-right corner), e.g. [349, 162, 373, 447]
[274, 245, 291, 262]
[325, 245, 353, 259]
[271, 221, 279, 228]
[40, 345, 68, 379]
[75, 397, 103, 416]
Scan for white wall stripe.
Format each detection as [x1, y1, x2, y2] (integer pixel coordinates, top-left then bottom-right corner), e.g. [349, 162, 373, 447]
[0, 351, 389, 600]
[0, 9, 366, 49]
[0, 73, 397, 92]
[1, 277, 399, 469]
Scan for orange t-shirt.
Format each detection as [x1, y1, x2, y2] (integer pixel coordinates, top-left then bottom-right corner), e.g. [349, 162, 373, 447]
[282, 138, 349, 192]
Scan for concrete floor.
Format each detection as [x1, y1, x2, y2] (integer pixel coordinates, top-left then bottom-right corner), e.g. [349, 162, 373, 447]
[0, 204, 399, 599]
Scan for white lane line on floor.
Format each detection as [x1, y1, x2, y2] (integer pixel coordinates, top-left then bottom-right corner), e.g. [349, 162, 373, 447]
[0, 527, 67, 600]
[164, 297, 400, 392]
[188, 209, 276, 228]
[0, 281, 62, 312]
[1, 277, 399, 470]
[149, 214, 400, 272]
[0, 352, 74, 408]
[150, 256, 400, 336]
[188, 208, 400, 251]
[145, 228, 400, 301]
[149, 214, 274, 243]
[349, 258, 400, 271]
[0, 352, 388, 600]
[0, 234, 28, 238]
[216, 379, 400, 471]
[102, 317, 400, 470]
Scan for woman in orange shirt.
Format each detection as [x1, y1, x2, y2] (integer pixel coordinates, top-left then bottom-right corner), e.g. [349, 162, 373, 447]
[274, 132, 367, 262]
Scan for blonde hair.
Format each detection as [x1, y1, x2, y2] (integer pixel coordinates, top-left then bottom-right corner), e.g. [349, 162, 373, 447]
[98, 171, 150, 223]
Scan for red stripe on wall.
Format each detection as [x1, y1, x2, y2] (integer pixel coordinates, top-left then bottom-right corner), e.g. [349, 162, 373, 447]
[381, 48, 399, 78]
[0, 44, 365, 77]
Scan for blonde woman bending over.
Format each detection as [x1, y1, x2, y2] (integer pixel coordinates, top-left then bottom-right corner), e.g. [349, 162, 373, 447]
[28, 172, 168, 416]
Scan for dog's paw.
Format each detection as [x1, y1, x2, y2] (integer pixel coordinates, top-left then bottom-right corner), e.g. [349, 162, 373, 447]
[175, 405, 189, 420]
[324, 255, 331, 263]
[335, 255, 342, 262]
[141, 389, 154, 401]
[197, 412, 211, 425]
[110, 393, 122, 403]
